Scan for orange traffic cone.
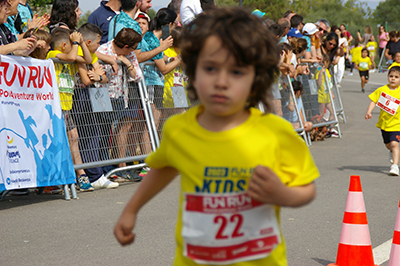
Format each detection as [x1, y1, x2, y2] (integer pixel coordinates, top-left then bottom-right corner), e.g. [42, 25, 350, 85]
[328, 175, 378, 266]
[388, 199, 400, 266]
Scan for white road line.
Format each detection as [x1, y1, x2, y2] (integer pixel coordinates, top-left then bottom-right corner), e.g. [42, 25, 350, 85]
[342, 79, 385, 86]
[373, 238, 392, 265]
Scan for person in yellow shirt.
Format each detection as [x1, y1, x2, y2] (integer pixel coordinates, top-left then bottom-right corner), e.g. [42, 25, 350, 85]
[366, 35, 378, 72]
[349, 38, 363, 76]
[355, 48, 372, 93]
[46, 27, 93, 190]
[365, 66, 400, 176]
[114, 7, 319, 266]
[389, 51, 400, 70]
[316, 54, 336, 121]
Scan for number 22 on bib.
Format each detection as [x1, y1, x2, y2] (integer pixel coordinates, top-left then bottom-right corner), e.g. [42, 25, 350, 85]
[182, 192, 281, 265]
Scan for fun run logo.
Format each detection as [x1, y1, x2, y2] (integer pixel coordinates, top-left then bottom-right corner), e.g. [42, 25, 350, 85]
[6, 135, 20, 163]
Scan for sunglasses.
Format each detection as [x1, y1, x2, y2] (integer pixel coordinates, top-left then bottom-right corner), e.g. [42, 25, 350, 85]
[328, 41, 337, 47]
[319, 27, 327, 33]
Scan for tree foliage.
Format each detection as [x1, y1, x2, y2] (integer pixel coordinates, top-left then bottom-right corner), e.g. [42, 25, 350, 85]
[373, 0, 400, 31]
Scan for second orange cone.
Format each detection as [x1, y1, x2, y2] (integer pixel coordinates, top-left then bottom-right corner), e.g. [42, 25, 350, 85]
[328, 175, 378, 266]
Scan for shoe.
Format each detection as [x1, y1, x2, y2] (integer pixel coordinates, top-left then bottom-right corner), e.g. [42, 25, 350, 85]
[92, 174, 119, 189]
[77, 174, 94, 191]
[348, 72, 353, 76]
[362, 88, 365, 93]
[36, 186, 63, 194]
[115, 171, 142, 182]
[390, 164, 399, 176]
[8, 189, 30, 196]
[108, 174, 126, 183]
[390, 151, 393, 164]
[139, 169, 148, 177]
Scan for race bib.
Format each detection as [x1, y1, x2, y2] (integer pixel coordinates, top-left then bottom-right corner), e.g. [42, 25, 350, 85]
[367, 45, 374, 51]
[182, 192, 281, 265]
[58, 72, 75, 94]
[377, 92, 400, 115]
[359, 62, 368, 70]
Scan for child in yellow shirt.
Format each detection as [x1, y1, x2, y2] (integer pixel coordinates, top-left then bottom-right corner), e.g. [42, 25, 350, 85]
[46, 27, 94, 191]
[355, 48, 372, 93]
[366, 35, 378, 71]
[114, 7, 319, 266]
[365, 66, 400, 175]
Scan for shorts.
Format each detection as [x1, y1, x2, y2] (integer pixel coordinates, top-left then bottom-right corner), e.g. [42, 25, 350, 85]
[62, 110, 76, 131]
[381, 130, 400, 144]
[359, 70, 369, 79]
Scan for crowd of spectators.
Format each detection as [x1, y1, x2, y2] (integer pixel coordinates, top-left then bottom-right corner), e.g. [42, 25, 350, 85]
[3, 0, 387, 194]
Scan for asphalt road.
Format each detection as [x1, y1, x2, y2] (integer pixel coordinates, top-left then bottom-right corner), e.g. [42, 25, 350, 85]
[1, 70, 399, 266]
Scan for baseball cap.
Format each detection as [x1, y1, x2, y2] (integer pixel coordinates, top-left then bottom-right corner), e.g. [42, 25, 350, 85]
[287, 28, 303, 38]
[134, 12, 150, 22]
[252, 9, 265, 18]
[303, 23, 318, 35]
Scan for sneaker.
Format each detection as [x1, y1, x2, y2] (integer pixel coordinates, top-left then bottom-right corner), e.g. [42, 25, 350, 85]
[92, 174, 119, 189]
[36, 186, 63, 194]
[390, 151, 394, 164]
[115, 171, 142, 182]
[390, 164, 399, 176]
[362, 88, 365, 93]
[348, 72, 353, 76]
[109, 174, 126, 183]
[77, 174, 94, 192]
[139, 169, 148, 178]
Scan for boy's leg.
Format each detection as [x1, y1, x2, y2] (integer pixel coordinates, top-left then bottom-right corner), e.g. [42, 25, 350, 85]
[387, 141, 400, 165]
[66, 127, 85, 177]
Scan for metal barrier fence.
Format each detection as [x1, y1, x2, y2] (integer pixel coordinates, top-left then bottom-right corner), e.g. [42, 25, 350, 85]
[273, 63, 345, 143]
[58, 59, 345, 180]
[378, 47, 389, 73]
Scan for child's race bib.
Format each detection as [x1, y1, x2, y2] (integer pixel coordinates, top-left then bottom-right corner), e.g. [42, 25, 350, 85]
[367, 45, 374, 51]
[58, 72, 74, 94]
[359, 61, 368, 70]
[182, 192, 281, 265]
[377, 92, 400, 115]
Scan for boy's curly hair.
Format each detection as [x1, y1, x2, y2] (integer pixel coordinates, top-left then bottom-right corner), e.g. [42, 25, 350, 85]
[180, 7, 280, 113]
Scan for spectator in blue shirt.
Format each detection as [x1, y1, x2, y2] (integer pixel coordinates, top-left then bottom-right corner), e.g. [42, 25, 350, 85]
[88, 0, 121, 44]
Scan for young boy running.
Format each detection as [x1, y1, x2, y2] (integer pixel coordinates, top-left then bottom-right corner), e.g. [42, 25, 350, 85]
[114, 7, 319, 266]
[365, 66, 400, 175]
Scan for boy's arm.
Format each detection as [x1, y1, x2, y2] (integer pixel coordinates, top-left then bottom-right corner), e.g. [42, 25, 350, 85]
[76, 41, 93, 64]
[247, 165, 316, 207]
[55, 32, 81, 62]
[96, 51, 119, 75]
[114, 166, 178, 246]
[77, 62, 93, 86]
[154, 57, 182, 75]
[365, 100, 376, 120]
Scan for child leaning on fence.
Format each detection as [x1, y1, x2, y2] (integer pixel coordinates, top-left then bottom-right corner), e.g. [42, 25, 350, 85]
[365, 66, 400, 176]
[316, 54, 335, 122]
[114, 7, 319, 266]
[162, 26, 189, 113]
[46, 27, 94, 191]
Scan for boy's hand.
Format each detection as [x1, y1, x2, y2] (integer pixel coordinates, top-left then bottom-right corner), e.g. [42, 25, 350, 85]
[114, 211, 137, 246]
[70, 32, 81, 43]
[159, 36, 173, 51]
[365, 112, 372, 120]
[247, 165, 292, 206]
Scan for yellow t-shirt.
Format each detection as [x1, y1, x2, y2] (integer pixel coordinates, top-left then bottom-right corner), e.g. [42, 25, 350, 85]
[369, 85, 400, 131]
[389, 62, 400, 69]
[46, 50, 78, 111]
[357, 57, 372, 71]
[163, 47, 188, 108]
[77, 46, 98, 65]
[350, 45, 363, 64]
[366, 41, 377, 53]
[146, 105, 319, 266]
[315, 68, 332, 104]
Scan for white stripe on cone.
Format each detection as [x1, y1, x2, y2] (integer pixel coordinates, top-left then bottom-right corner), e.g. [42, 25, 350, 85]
[345, 192, 366, 213]
[339, 224, 372, 246]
